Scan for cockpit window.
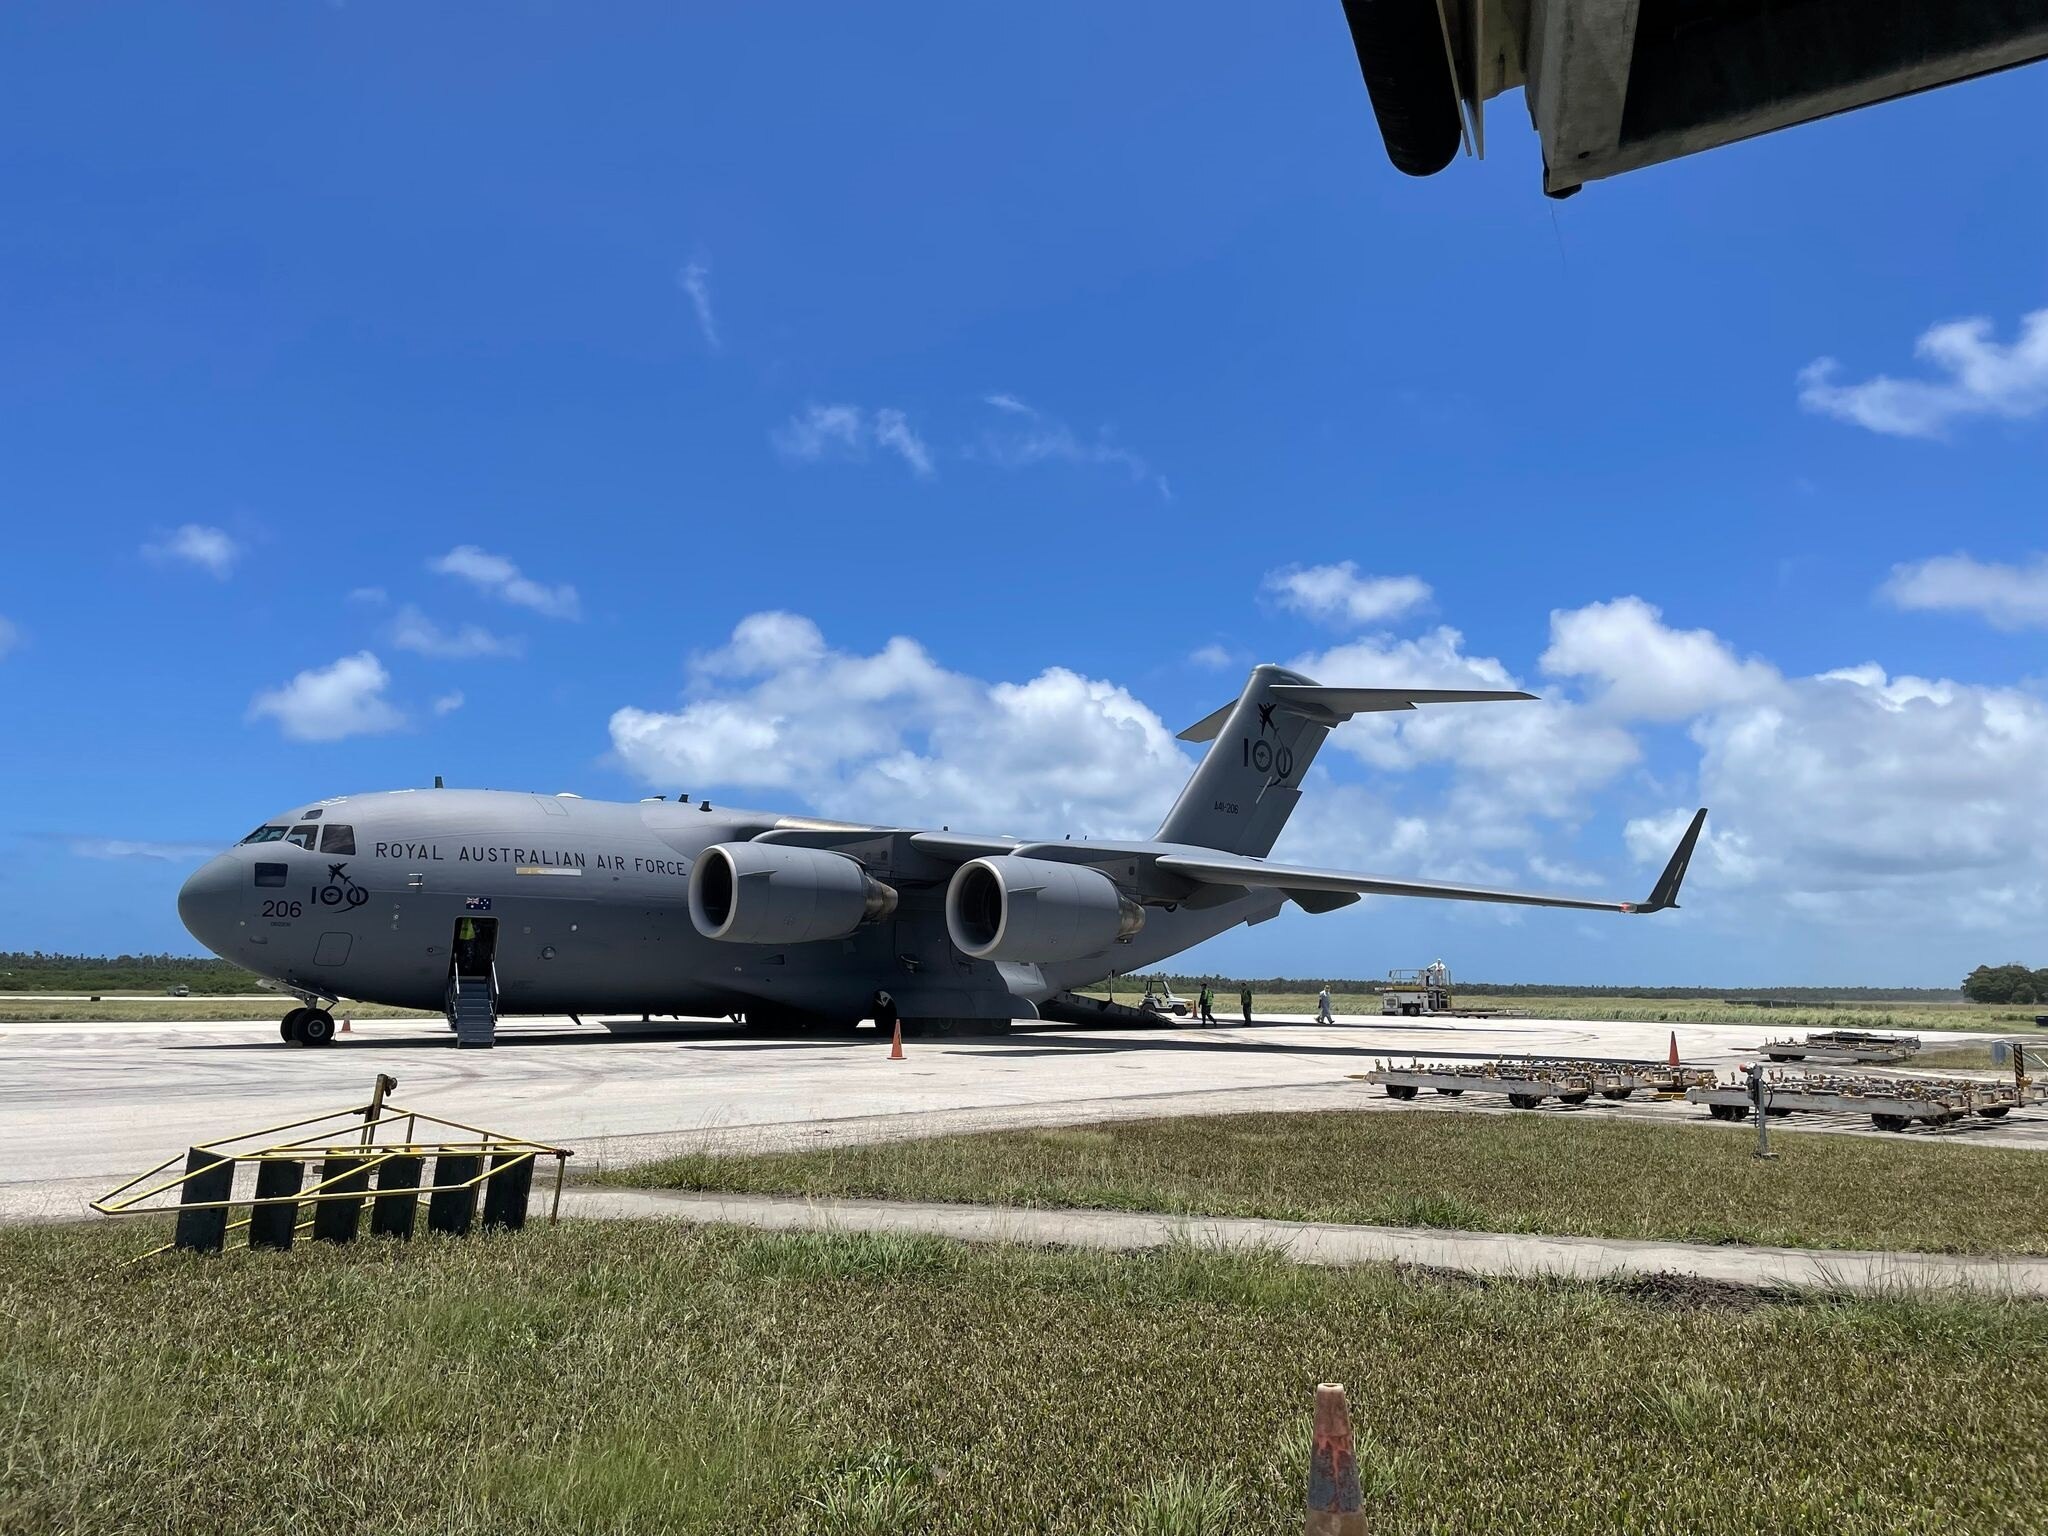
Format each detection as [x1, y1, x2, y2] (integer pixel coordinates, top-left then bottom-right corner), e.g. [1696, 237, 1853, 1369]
[241, 826, 289, 844]
[254, 863, 288, 888]
[319, 824, 356, 855]
[300, 808, 323, 820]
[285, 826, 318, 850]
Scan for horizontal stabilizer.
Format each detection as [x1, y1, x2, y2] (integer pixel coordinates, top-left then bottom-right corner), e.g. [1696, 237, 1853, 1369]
[1177, 686, 1534, 741]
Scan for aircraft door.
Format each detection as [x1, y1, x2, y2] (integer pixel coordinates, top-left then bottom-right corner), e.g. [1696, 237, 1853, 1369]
[453, 915, 498, 978]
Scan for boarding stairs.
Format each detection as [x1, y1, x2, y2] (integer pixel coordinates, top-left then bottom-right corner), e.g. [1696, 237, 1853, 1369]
[448, 965, 499, 1049]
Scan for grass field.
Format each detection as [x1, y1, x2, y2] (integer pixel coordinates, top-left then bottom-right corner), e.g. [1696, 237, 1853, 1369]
[614, 1110, 2048, 1255]
[1087, 985, 2043, 1035]
[0, 999, 437, 1024]
[4, 1220, 2045, 1534]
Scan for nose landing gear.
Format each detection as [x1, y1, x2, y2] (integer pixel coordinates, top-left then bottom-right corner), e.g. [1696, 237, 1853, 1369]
[280, 1006, 337, 1047]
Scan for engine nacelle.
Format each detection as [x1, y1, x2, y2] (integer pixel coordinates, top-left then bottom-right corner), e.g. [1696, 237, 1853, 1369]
[944, 855, 1144, 964]
[688, 842, 898, 945]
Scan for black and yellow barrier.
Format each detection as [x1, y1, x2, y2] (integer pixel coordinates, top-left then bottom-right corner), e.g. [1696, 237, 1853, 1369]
[92, 1075, 572, 1261]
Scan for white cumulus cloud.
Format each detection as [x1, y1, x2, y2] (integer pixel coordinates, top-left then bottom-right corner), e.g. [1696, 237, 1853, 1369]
[429, 546, 581, 620]
[249, 652, 405, 742]
[389, 605, 523, 659]
[1798, 307, 2048, 439]
[609, 614, 1192, 835]
[1265, 562, 1432, 627]
[772, 404, 934, 479]
[144, 524, 241, 578]
[1880, 552, 2048, 632]
[1540, 596, 1779, 720]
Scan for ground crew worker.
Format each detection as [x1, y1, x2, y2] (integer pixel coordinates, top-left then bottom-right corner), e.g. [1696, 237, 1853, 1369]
[1316, 984, 1334, 1024]
[873, 989, 898, 1036]
[1240, 982, 1252, 1024]
[455, 915, 479, 974]
[1198, 981, 1215, 1025]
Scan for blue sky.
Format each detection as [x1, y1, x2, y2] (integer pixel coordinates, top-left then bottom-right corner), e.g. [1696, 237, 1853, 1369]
[3, 4, 2043, 984]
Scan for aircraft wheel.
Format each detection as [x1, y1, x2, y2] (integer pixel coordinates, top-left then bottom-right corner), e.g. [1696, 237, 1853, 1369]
[1341, 0, 1463, 178]
[280, 1008, 309, 1044]
[299, 1010, 336, 1047]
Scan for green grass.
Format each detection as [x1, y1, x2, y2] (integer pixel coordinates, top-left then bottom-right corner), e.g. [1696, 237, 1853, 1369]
[4, 1220, 2046, 1534]
[1086, 986, 2044, 1034]
[613, 1110, 2048, 1255]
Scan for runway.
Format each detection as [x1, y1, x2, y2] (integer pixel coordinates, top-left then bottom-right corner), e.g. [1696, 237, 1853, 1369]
[2, 1011, 2037, 1223]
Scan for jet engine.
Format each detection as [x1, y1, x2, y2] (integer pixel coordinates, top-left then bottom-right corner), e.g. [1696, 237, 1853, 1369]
[688, 843, 898, 945]
[944, 855, 1144, 964]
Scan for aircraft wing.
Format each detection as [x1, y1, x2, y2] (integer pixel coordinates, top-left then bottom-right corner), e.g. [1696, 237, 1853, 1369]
[1153, 808, 1707, 916]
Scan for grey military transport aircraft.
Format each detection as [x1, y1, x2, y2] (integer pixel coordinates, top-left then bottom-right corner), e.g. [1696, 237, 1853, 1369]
[178, 665, 1706, 1047]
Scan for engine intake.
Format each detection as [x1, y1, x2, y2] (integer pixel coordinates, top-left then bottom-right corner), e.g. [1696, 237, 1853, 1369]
[689, 843, 897, 945]
[944, 855, 1144, 964]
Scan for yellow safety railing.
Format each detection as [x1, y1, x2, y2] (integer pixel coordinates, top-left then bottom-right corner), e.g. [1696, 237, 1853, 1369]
[93, 1074, 573, 1261]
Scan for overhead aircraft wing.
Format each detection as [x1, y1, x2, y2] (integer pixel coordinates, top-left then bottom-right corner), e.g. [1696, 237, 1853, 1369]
[1154, 809, 1708, 916]
[1177, 686, 1535, 742]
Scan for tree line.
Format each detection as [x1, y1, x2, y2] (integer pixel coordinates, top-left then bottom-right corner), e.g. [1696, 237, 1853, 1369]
[1962, 964, 2048, 1006]
[0, 952, 264, 995]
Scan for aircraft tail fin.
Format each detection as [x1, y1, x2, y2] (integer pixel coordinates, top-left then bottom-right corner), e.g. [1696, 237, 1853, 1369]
[1154, 666, 1535, 856]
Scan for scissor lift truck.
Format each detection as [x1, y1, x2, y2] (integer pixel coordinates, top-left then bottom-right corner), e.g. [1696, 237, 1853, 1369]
[1380, 961, 1453, 1017]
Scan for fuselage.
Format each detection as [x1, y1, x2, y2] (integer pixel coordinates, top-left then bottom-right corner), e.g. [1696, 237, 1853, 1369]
[177, 788, 1278, 1022]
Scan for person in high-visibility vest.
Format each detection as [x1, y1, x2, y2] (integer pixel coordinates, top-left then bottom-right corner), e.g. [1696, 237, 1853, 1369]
[1239, 983, 1252, 1025]
[456, 916, 480, 974]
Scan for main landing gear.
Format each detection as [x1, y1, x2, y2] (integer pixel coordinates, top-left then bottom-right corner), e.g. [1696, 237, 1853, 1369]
[280, 1006, 336, 1047]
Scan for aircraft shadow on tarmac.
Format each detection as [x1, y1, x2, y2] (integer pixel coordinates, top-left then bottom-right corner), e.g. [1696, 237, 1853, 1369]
[173, 1018, 1534, 1061]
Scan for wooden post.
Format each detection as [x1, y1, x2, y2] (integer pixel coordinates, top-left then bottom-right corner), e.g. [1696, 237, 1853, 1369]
[1307, 1383, 1366, 1535]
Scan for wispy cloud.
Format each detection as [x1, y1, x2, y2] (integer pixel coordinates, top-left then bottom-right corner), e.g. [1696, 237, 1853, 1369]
[69, 837, 218, 862]
[1881, 552, 2048, 631]
[433, 690, 466, 716]
[678, 257, 720, 349]
[971, 394, 1169, 498]
[248, 651, 405, 742]
[143, 523, 241, 578]
[1264, 562, 1431, 627]
[389, 604, 523, 659]
[771, 404, 934, 479]
[348, 586, 388, 605]
[0, 615, 17, 661]
[429, 546, 581, 620]
[1189, 643, 1237, 669]
[1799, 307, 2048, 439]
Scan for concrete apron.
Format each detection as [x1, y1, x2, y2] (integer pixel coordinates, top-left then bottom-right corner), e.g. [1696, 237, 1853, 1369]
[552, 1188, 2048, 1298]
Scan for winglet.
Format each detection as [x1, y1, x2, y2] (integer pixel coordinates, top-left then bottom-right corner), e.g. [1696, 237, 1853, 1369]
[1629, 808, 1707, 914]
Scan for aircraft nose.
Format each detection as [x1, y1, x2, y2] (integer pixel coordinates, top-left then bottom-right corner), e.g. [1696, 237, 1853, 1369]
[179, 854, 241, 957]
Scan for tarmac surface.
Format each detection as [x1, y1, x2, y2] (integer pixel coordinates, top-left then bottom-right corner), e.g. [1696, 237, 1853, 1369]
[3, 1009, 2037, 1224]
[560, 1187, 2048, 1297]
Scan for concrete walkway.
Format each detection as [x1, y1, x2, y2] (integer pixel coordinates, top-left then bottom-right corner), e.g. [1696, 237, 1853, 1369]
[557, 1187, 2048, 1298]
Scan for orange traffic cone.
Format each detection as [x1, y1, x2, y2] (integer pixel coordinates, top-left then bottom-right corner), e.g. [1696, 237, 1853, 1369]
[1307, 1383, 1366, 1535]
[1667, 1030, 1679, 1068]
[888, 1020, 904, 1060]
[340, 1015, 352, 1034]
